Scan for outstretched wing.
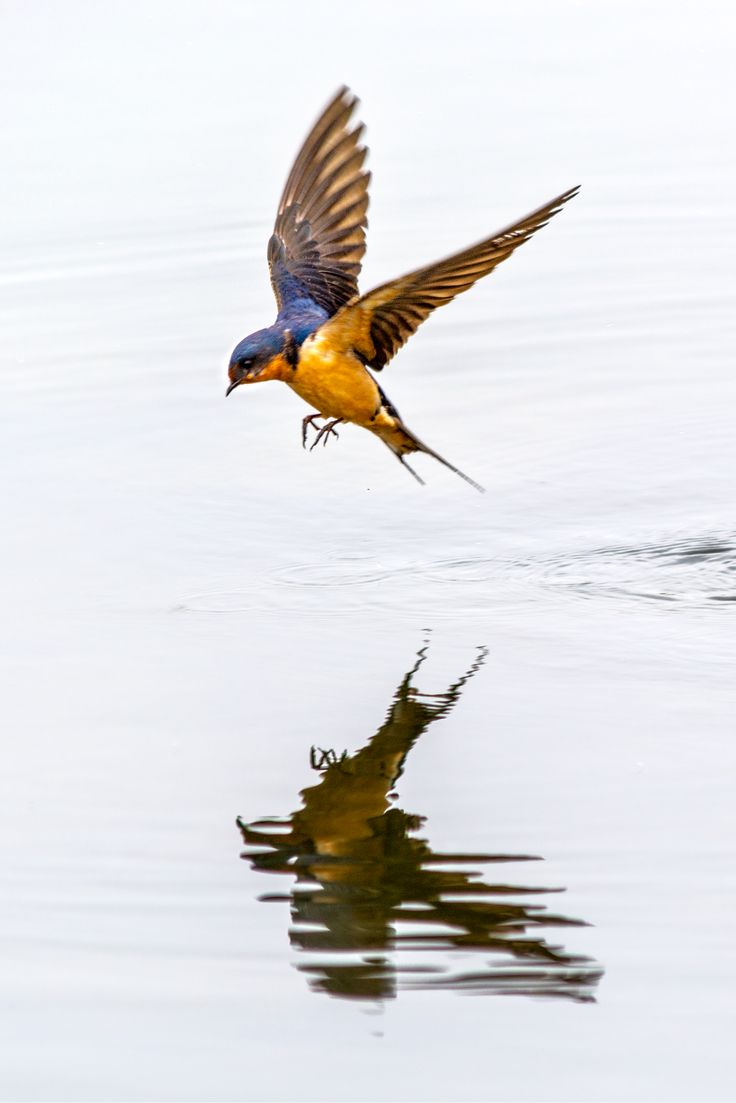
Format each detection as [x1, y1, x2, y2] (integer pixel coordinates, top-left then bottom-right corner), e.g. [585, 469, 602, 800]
[267, 87, 370, 317]
[321, 186, 579, 370]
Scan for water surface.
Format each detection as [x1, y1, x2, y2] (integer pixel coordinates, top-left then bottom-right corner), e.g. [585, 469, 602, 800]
[1, 3, 735, 1100]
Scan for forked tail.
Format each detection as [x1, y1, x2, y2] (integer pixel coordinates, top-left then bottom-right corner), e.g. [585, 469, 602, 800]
[375, 419, 485, 493]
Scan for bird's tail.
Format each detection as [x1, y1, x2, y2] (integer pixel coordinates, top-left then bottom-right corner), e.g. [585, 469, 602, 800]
[374, 419, 485, 493]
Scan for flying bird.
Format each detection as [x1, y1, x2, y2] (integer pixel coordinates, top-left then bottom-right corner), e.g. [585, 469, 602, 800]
[226, 88, 578, 491]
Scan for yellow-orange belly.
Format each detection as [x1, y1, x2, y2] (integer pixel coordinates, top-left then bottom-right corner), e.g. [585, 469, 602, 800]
[287, 330, 381, 425]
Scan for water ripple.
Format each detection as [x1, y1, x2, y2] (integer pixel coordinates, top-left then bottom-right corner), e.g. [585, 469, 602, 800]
[539, 537, 736, 607]
[179, 534, 736, 616]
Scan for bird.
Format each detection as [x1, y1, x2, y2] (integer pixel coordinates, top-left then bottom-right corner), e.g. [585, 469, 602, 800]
[226, 88, 578, 491]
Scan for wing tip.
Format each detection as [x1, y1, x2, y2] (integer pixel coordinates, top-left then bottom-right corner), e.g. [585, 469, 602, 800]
[331, 85, 359, 114]
[545, 184, 580, 216]
[559, 183, 581, 203]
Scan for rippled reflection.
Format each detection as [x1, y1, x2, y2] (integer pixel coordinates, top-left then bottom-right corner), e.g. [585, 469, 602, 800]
[238, 643, 603, 1003]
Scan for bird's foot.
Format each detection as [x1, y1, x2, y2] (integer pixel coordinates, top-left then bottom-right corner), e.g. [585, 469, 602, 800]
[302, 413, 323, 450]
[309, 745, 350, 771]
[309, 418, 344, 451]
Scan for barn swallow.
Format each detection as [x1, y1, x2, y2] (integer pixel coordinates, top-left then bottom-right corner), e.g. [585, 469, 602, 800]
[226, 88, 578, 491]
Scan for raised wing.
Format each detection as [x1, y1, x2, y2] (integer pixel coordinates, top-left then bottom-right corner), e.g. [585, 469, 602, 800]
[267, 88, 370, 317]
[324, 186, 579, 370]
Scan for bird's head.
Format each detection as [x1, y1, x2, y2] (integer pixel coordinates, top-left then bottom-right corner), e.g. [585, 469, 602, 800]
[226, 327, 289, 395]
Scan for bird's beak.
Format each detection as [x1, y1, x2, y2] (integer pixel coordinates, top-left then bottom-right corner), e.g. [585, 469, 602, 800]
[225, 379, 240, 397]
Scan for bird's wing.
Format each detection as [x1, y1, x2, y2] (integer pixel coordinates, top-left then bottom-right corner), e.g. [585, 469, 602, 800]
[267, 87, 370, 317]
[319, 186, 579, 370]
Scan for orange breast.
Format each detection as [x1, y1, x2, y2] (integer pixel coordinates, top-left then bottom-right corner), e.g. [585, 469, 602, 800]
[288, 332, 381, 424]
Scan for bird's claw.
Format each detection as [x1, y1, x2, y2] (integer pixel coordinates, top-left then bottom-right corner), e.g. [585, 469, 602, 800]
[309, 418, 343, 451]
[302, 414, 323, 450]
[309, 745, 350, 771]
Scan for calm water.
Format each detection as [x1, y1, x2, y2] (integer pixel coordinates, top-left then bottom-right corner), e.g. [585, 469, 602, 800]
[2, 3, 735, 1100]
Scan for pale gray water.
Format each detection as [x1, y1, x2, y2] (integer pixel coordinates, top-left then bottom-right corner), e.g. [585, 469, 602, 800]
[1, 2, 735, 1100]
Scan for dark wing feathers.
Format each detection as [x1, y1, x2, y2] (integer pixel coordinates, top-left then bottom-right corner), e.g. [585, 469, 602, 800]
[349, 186, 579, 370]
[268, 87, 370, 316]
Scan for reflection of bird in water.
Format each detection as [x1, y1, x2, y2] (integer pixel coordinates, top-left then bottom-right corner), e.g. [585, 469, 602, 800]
[238, 643, 602, 1003]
